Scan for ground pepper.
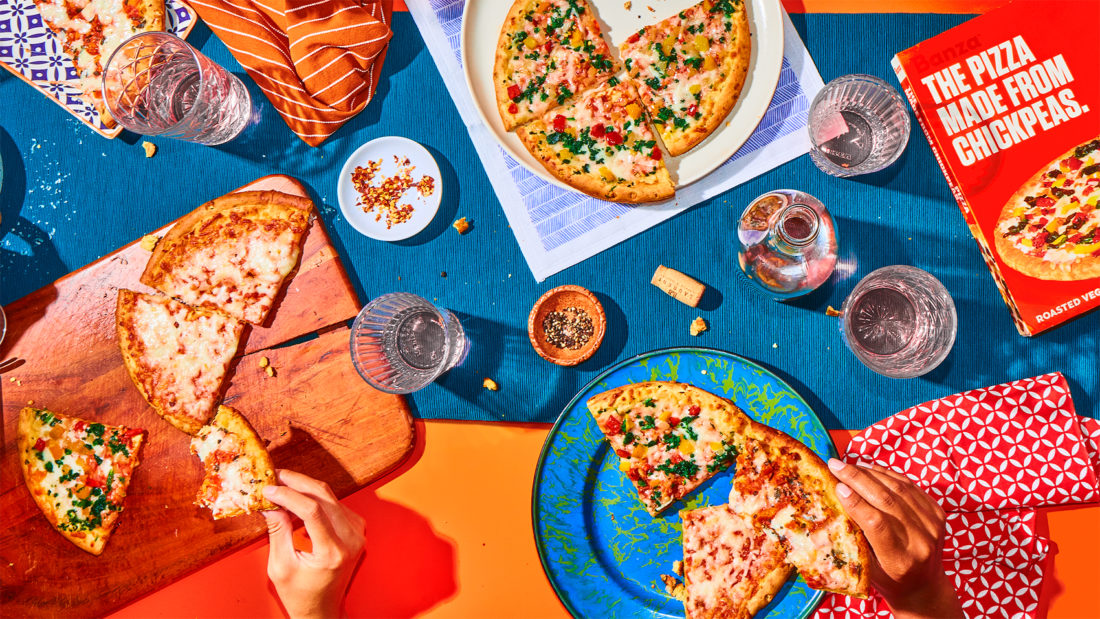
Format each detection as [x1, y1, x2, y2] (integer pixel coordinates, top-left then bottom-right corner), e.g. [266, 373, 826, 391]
[542, 307, 594, 350]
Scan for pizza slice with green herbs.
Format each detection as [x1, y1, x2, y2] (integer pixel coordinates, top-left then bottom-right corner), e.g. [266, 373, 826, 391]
[587, 381, 752, 515]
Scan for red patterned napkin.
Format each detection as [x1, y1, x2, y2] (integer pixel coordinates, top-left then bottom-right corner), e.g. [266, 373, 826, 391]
[814, 372, 1100, 618]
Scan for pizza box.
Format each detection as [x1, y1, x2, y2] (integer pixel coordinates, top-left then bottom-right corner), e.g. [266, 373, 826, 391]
[891, 0, 1100, 336]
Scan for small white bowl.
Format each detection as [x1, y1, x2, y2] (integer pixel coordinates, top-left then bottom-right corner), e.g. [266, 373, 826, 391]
[337, 136, 443, 241]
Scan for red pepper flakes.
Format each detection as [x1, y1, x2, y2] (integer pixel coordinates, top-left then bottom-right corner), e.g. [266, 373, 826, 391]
[350, 157, 436, 230]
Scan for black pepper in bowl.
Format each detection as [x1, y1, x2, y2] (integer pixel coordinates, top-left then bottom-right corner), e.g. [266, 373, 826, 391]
[542, 307, 594, 350]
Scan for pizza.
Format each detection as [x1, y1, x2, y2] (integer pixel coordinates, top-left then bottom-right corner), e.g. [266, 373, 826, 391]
[32, 0, 166, 127]
[117, 289, 244, 434]
[680, 504, 793, 619]
[587, 381, 752, 515]
[728, 428, 871, 597]
[18, 407, 146, 555]
[516, 81, 675, 203]
[141, 191, 312, 325]
[191, 405, 277, 519]
[993, 137, 1100, 281]
[494, 0, 619, 131]
[620, 0, 752, 156]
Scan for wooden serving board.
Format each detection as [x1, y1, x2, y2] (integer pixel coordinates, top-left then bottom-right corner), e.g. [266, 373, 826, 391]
[0, 176, 414, 618]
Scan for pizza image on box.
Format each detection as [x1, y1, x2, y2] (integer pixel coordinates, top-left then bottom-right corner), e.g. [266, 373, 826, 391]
[993, 137, 1100, 281]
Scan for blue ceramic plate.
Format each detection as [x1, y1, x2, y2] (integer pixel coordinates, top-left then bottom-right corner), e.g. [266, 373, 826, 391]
[532, 347, 835, 619]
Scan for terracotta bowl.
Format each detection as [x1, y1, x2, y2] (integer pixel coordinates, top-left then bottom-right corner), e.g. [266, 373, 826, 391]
[527, 285, 607, 366]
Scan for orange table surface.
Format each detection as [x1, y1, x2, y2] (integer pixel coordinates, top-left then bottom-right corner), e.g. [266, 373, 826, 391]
[110, 420, 1100, 619]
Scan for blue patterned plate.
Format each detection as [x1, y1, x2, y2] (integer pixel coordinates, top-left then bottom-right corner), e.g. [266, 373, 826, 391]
[0, 0, 197, 137]
[533, 347, 835, 618]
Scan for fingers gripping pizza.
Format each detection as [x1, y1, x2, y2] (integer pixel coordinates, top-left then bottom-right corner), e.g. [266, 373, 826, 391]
[517, 81, 675, 203]
[140, 191, 313, 325]
[191, 405, 277, 519]
[994, 137, 1100, 280]
[620, 0, 752, 156]
[18, 407, 146, 555]
[587, 382, 752, 515]
[494, 0, 619, 131]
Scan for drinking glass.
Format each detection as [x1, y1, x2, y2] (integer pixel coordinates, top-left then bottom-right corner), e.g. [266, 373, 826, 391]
[350, 292, 468, 394]
[840, 266, 956, 379]
[808, 74, 910, 177]
[102, 33, 251, 145]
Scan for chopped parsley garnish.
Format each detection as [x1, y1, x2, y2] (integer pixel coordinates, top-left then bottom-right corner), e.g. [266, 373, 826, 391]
[656, 106, 674, 122]
[623, 432, 636, 445]
[631, 139, 657, 153]
[511, 30, 529, 46]
[657, 459, 699, 478]
[556, 86, 573, 104]
[645, 77, 662, 90]
[707, 444, 740, 473]
[663, 433, 682, 449]
[640, 415, 656, 429]
[624, 58, 633, 71]
[710, 0, 740, 15]
[684, 56, 703, 70]
[607, 76, 620, 87]
[44, 461, 54, 473]
[682, 423, 698, 441]
[651, 489, 662, 502]
[643, 398, 656, 408]
[87, 423, 106, 438]
[672, 116, 690, 130]
[646, 439, 659, 447]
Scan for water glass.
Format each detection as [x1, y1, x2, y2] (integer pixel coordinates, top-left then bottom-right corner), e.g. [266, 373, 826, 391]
[350, 292, 467, 394]
[840, 266, 956, 379]
[808, 74, 910, 177]
[102, 33, 252, 145]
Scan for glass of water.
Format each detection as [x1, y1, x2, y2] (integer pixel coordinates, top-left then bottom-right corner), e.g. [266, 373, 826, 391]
[102, 33, 251, 145]
[840, 266, 956, 379]
[808, 74, 910, 177]
[350, 292, 468, 394]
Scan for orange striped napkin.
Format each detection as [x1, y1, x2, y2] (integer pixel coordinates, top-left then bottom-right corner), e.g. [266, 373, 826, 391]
[188, 0, 393, 146]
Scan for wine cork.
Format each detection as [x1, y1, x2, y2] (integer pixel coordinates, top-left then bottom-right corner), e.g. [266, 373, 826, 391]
[651, 265, 705, 307]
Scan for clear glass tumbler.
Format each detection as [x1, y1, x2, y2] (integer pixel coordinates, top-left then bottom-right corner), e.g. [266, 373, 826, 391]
[102, 33, 251, 145]
[350, 292, 468, 394]
[840, 266, 957, 379]
[808, 74, 910, 177]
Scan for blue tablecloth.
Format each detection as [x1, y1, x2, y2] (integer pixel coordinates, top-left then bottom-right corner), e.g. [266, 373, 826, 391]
[1, 13, 1096, 429]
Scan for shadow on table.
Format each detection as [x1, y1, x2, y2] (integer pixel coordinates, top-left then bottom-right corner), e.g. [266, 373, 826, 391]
[394, 143, 459, 246]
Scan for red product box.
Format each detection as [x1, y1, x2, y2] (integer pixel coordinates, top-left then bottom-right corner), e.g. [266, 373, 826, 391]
[891, 0, 1100, 336]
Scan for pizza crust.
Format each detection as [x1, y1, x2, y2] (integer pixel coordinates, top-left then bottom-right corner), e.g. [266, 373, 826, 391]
[493, 0, 537, 131]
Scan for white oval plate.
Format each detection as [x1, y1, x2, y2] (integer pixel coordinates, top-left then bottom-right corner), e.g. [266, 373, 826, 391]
[461, 0, 784, 195]
[337, 136, 443, 241]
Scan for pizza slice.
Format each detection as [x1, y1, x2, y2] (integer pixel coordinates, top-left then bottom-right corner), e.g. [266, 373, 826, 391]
[494, 0, 619, 131]
[32, 0, 166, 128]
[117, 289, 244, 434]
[993, 136, 1100, 280]
[18, 407, 146, 555]
[728, 427, 872, 597]
[191, 405, 277, 519]
[516, 81, 675, 203]
[681, 504, 794, 619]
[587, 381, 753, 515]
[619, 0, 752, 156]
[140, 191, 313, 325]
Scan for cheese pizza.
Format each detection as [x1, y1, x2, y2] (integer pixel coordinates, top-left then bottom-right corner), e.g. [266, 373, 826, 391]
[993, 137, 1100, 281]
[33, 0, 166, 127]
[117, 289, 244, 434]
[516, 81, 675, 203]
[191, 405, 277, 519]
[587, 381, 751, 515]
[619, 0, 752, 156]
[141, 191, 312, 325]
[18, 407, 146, 555]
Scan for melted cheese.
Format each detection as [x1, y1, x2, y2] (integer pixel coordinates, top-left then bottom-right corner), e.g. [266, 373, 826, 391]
[191, 426, 259, 517]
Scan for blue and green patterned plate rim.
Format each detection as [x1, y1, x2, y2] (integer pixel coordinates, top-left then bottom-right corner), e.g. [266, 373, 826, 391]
[531, 346, 836, 619]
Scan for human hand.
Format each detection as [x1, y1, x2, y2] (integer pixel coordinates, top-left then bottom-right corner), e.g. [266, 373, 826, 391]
[261, 470, 366, 619]
[827, 459, 963, 619]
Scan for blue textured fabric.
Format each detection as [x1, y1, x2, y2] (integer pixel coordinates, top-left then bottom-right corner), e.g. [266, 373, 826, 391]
[1, 13, 1096, 429]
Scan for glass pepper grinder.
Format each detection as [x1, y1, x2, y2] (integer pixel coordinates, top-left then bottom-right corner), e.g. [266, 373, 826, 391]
[736, 190, 838, 300]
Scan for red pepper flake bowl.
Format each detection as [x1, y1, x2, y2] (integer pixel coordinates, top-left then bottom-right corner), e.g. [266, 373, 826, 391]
[528, 285, 607, 366]
[337, 136, 442, 242]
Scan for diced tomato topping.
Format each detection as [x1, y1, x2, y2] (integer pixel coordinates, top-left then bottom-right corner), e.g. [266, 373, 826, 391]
[34, 438, 46, 452]
[605, 131, 623, 146]
[615, 449, 632, 459]
[602, 414, 622, 435]
[688, 405, 701, 416]
[591, 123, 606, 138]
[1092, 248, 1100, 257]
[553, 114, 567, 133]
[1034, 231, 1048, 248]
[1034, 249, 1047, 258]
[508, 102, 519, 114]
[1069, 233, 1083, 243]
[1063, 157, 1083, 171]
[686, 104, 698, 117]
[1035, 196, 1055, 208]
[669, 416, 681, 427]
[74, 420, 86, 432]
[544, 42, 553, 53]
[1085, 186, 1096, 197]
[627, 32, 640, 44]
[1036, 217, 1049, 226]
[507, 84, 522, 101]
[669, 452, 683, 464]
[626, 468, 642, 481]
[1074, 213, 1088, 226]
[651, 146, 662, 160]
[85, 476, 104, 489]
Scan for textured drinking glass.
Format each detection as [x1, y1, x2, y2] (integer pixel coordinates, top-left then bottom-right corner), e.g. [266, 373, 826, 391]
[808, 74, 910, 177]
[840, 266, 957, 379]
[350, 292, 468, 394]
[102, 33, 251, 145]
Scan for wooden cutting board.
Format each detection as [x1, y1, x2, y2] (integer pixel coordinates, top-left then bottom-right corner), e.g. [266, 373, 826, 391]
[0, 175, 414, 618]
